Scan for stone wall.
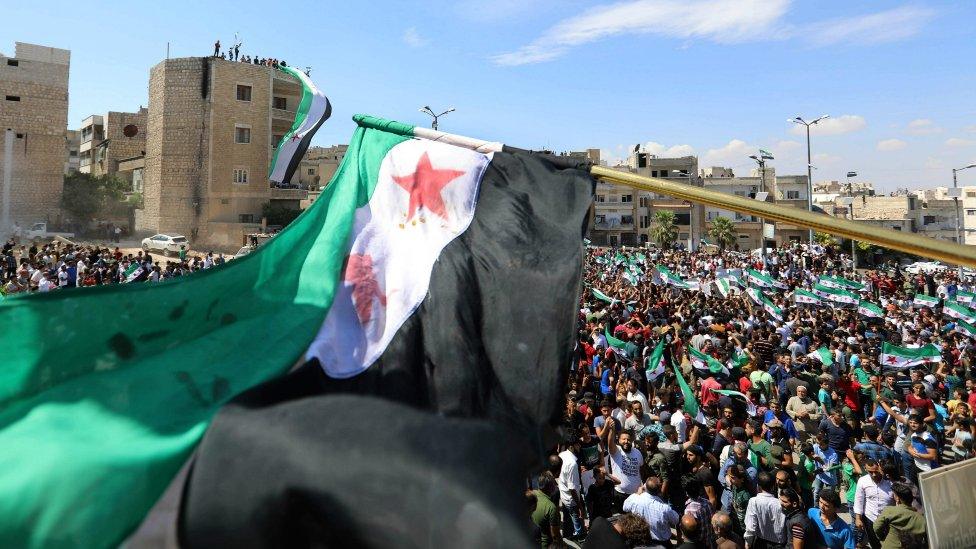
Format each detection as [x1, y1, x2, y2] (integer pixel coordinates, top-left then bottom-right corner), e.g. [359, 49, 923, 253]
[0, 43, 69, 227]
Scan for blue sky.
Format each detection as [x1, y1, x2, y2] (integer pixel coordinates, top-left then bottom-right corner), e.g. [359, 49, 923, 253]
[4, 0, 975, 190]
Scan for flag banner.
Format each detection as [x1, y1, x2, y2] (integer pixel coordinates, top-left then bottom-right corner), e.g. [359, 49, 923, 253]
[956, 290, 976, 305]
[710, 388, 758, 416]
[673, 365, 707, 424]
[813, 284, 858, 305]
[956, 320, 976, 340]
[268, 67, 331, 185]
[794, 288, 823, 305]
[591, 288, 616, 304]
[818, 275, 864, 291]
[880, 342, 942, 370]
[913, 293, 941, 309]
[858, 300, 884, 319]
[645, 340, 667, 381]
[123, 262, 145, 283]
[715, 278, 735, 298]
[689, 347, 730, 377]
[807, 347, 834, 366]
[606, 328, 639, 359]
[772, 278, 789, 290]
[760, 293, 784, 321]
[655, 265, 690, 289]
[583, 238, 592, 246]
[745, 268, 775, 288]
[0, 114, 593, 548]
[729, 348, 750, 370]
[944, 301, 976, 324]
[746, 287, 764, 306]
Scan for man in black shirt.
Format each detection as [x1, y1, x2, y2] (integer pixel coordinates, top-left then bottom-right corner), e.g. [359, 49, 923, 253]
[780, 488, 817, 548]
[584, 465, 617, 521]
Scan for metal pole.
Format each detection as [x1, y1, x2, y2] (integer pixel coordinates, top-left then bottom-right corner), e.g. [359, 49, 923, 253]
[806, 124, 814, 242]
[760, 160, 767, 260]
[431, 116, 438, 131]
[954, 168, 963, 278]
[848, 173, 856, 271]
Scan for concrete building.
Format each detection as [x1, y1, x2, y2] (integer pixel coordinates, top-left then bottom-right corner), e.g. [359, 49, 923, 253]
[78, 108, 147, 188]
[65, 129, 80, 174]
[701, 167, 763, 250]
[138, 56, 307, 249]
[590, 151, 699, 247]
[768, 169, 811, 245]
[297, 144, 347, 189]
[0, 42, 70, 229]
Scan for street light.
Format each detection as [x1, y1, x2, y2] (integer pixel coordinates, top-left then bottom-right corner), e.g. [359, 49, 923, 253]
[749, 151, 773, 259]
[419, 106, 455, 131]
[846, 171, 858, 270]
[953, 164, 976, 276]
[789, 115, 830, 242]
[670, 169, 696, 250]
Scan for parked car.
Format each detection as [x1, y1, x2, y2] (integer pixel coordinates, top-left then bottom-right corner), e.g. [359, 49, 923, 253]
[141, 234, 189, 255]
[25, 222, 75, 241]
[904, 261, 946, 275]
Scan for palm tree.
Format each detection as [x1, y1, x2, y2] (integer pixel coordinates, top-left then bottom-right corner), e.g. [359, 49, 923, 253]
[649, 210, 678, 249]
[708, 216, 737, 251]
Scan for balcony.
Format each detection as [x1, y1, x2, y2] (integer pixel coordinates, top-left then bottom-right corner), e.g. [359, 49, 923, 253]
[593, 221, 635, 230]
[270, 187, 308, 200]
[271, 108, 296, 122]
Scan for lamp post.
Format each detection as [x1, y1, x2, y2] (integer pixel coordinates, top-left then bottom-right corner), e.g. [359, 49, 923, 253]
[749, 150, 774, 260]
[789, 115, 829, 243]
[846, 171, 858, 270]
[419, 106, 455, 131]
[670, 169, 695, 250]
[953, 164, 976, 278]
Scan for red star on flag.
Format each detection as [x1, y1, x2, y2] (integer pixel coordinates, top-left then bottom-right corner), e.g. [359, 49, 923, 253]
[392, 152, 466, 222]
[886, 356, 898, 364]
[344, 254, 386, 326]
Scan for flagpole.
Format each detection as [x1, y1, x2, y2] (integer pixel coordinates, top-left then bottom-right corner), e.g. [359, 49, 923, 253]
[352, 114, 976, 269]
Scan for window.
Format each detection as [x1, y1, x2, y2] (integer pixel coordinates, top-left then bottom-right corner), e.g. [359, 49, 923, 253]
[221, 199, 230, 205]
[640, 215, 649, 228]
[739, 234, 750, 239]
[69, 150, 77, 156]
[235, 126, 251, 144]
[621, 194, 632, 203]
[923, 215, 936, 225]
[892, 226, 902, 231]
[651, 170, 658, 177]
[679, 232, 689, 241]
[233, 168, 249, 184]
[967, 192, 976, 198]
[236, 85, 252, 102]
[307, 168, 315, 175]
[786, 190, 801, 199]
[621, 215, 633, 225]
[596, 195, 605, 202]
[674, 213, 691, 225]
[239, 214, 255, 223]
[273, 96, 287, 110]
[967, 210, 976, 216]
[272, 134, 284, 148]
[5, 95, 20, 102]
[639, 197, 648, 207]
[733, 191, 746, 197]
[595, 215, 606, 224]
[6, 59, 18, 67]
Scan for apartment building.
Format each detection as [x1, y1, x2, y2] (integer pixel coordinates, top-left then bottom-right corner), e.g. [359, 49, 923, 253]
[0, 42, 70, 229]
[701, 167, 763, 250]
[65, 129, 80, 174]
[138, 56, 307, 248]
[297, 144, 347, 189]
[77, 108, 147, 187]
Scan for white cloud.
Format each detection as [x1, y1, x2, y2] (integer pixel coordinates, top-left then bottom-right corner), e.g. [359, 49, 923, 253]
[925, 156, 945, 170]
[789, 115, 866, 137]
[946, 137, 975, 148]
[403, 27, 428, 48]
[906, 118, 942, 135]
[702, 139, 755, 167]
[876, 138, 907, 152]
[644, 141, 695, 157]
[775, 140, 801, 152]
[803, 6, 935, 47]
[813, 153, 842, 165]
[491, 2, 934, 66]
[490, 0, 789, 66]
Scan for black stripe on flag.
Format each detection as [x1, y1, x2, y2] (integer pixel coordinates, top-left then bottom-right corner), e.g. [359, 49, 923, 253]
[178, 150, 594, 547]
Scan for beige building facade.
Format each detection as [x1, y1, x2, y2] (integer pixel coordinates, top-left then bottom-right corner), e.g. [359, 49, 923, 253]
[297, 144, 347, 189]
[65, 129, 80, 174]
[139, 57, 307, 249]
[0, 42, 70, 229]
[78, 108, 147, 186]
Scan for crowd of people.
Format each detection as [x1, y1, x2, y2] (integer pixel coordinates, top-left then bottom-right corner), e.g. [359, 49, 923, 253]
[0, 238, 224, 295]
[531, 243, 974, 548]
[212, 39, 297, 72]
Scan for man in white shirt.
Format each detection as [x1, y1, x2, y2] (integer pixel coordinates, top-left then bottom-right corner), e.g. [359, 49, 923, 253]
[556, 435, 584, 539]
[854, 459, 894, 549]
[670, 402, 688, 443]
[744, 472, 786, 548]
[38, 272, 55, 292]
[623, 477, 679, 544]
[625, 378, 650, 414]
[606, 421, 643, 513]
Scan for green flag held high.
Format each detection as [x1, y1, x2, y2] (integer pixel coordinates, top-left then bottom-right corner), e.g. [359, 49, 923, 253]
[944, 301, 976, 324]
[592, 288, 616, 304]
[807, 347, 834, 366]
[655, 265, 690, 289]
[645, 339, 667, 381]
[689, 347, 730, 377]
[673, 365, 706, 424]
[857, 300, 884, 319]
[606, 328, 638, 358]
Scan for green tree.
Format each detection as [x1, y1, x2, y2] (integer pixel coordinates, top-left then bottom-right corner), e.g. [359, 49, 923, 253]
[708, 216, 737, 251]
[649, 210, 678, 249]
[261, 201, 302, 227]
[60, 173, 129, 222]
[813, 232, 836, 247]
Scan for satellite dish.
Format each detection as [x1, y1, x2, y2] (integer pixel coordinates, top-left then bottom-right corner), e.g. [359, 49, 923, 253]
[123, 124, 138, 138]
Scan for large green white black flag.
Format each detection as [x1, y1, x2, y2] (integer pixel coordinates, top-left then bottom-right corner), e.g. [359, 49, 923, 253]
[268, 66, 331, 185]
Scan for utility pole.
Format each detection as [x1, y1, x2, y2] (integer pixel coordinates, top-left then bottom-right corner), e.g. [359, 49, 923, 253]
[953, 164, 976, 278]
[750, 150, 773, 261]
[847, 171, 858, 271]
[419, 106, 455, 131]
[789, 115, 829, 243]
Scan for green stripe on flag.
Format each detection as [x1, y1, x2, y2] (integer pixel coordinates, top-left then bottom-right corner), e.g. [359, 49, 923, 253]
[673, 365, 706, 424]
[0, 122, 410, 547]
